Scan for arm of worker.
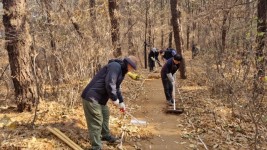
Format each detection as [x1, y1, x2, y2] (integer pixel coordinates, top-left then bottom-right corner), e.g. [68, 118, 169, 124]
[105, 63, 120, 105]
[117, 86, 126, 112]
[166, 60, 175, 83]
[166, 73, 175, 82]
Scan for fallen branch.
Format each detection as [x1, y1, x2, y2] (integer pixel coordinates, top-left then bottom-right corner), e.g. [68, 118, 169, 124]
[198, 135, 209, 150]
[47, 126, 83, 150]
[188, 119, 209, 150]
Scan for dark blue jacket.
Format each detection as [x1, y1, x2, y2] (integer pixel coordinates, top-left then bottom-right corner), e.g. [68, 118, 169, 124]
[163, 48, 177, 60]
[161, 58, 180, 79]
[81, 59, 128, 105]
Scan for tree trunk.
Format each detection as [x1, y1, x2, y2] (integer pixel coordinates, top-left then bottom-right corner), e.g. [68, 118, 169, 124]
[90, 0, 97, 38]
[160, 0, 164, 49]
[148, 1, 152, 49]
[170, 0, 186, 79]
[127, 0, 135, 55]
[255, 0, 266, 82]
[108, 0, 121, 57]
[221, 10, 229, 55]
[3, 0, 38, 112]
[186, 0, 190, 50]
[168, 32, 172, 48]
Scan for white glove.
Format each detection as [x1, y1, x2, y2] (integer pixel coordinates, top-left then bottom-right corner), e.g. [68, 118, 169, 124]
[112, 99, 120, 106]
[151, 57, 156, 61]
[119, 102, 126, 112]
[167, 73, 174, 82]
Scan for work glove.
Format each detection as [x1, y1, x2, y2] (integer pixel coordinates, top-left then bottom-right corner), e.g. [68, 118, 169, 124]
[112, 99, 120, 106]
[119, 102, 126, 113]
[167, 73, 174, 82]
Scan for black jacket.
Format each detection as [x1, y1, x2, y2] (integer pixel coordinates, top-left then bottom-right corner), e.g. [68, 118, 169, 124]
[161, 58, 180, 79]
[163, 48, 177, 60]
[148, 50, 159, 62]
[81, 59, 128, 105]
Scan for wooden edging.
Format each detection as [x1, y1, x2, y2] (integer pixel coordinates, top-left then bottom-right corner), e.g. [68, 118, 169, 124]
[47, 126, 83, 150]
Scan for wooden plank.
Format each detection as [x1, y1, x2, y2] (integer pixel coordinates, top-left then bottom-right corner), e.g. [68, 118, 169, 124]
[47, 126, 83, 150]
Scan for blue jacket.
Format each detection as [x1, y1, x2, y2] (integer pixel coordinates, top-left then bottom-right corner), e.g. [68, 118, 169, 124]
[163, 48, 177, 60]
[81, 59, 128, 105]
[161, 58, 180, 79]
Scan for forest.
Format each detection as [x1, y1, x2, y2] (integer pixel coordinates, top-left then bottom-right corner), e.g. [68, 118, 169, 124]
[0, 0, 266, 150]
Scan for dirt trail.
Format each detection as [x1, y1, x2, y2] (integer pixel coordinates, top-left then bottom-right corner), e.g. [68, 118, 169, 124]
[132, 75, 189, 150]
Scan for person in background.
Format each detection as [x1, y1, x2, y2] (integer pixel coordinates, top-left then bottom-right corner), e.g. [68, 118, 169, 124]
[160, 54, 183, 106]
[159, 48, 177, 62]
[81, 55, 138, 150]
[148, 47, 161, 72]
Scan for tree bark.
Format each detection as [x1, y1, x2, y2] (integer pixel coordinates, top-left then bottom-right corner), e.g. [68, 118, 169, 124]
[221, 10, 229, 55]
[90, 0, 97, 38]
[108, 0, 122, 57]
[127, 0, 135, 55]
[170, 0, 186, 79]
[255, 0, 266, 80]
[3, 0, 38, 112]
[186, 0, 190, 50]
[160, 0, 164, 49]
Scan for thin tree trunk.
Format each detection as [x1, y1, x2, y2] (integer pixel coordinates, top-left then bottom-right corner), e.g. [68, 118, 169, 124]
[255, 0, 266, 87]
[170, 0, 186, 79]
[127, 0, 135, 55]
[148, 1, 152, 49]
[186, 0, 190, 50]
[3, 0, 38, 112]
[160, 0, 164, 49]
[43, 0, 61, 84]
[221, 10, 229, 54]
[168, 32, 172, 48]
[108, 0, 121, 57]
[90, 0, 97, 38]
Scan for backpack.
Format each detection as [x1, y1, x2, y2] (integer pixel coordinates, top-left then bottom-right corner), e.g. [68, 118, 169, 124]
[167, 48, 177, 56]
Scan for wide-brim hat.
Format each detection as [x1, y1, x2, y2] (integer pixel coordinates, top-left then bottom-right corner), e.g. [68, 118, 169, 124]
[125, 55, 138, 70]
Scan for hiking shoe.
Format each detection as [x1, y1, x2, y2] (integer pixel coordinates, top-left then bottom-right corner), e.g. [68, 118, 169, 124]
[101, 135, 120, 144]
[166, 100, 174, 106]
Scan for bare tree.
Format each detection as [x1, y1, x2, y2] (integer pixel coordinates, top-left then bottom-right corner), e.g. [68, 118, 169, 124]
[170, 0, 186, 79]
[108, 0, 121, 57]
[90, 0, 97, 38]
[255, 0, 266, 81]
[3, 0, 38, 112]
[160, 0, 164, 49]
[127, 0, 135, 55]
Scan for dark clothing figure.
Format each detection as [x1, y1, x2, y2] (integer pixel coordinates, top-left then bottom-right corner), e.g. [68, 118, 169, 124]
[148, 48, 160, 72]
[161, 58, 180, 79]
[192, 44, 199, 59]
[160, 54, 182, 105]
[81, 56, 138, 150]
[160, 48, 177, 62]
[81, 59, 127, 105]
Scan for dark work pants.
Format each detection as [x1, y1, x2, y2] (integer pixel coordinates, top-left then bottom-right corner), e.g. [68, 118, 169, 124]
[149, 60, 155, 72]
[161, 78, 173, 102]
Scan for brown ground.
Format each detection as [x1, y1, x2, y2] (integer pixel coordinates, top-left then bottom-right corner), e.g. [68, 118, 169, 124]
[132, 77, 190, 150]
[2, 50, 256, 150]
[0, 72, 195, 150]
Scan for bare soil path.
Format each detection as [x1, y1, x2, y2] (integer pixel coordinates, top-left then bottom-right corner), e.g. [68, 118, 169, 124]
[130, 74, 190, 150]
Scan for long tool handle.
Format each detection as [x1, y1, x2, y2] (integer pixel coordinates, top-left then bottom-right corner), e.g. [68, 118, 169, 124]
[126, 111, 144, 125]
[173, 80, 176, 110]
